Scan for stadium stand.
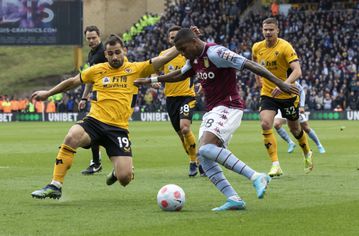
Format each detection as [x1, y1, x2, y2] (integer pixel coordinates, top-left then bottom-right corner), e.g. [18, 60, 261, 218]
[1, 0, 358, 113]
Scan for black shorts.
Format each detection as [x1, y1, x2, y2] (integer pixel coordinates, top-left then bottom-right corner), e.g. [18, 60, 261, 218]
[166, 96, 196, 132]
[77, 116, 132, 157]
[259, 95, 300, 121]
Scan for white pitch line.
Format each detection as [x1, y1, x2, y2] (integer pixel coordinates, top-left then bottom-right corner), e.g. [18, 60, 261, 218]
[0, 166, 10, 169]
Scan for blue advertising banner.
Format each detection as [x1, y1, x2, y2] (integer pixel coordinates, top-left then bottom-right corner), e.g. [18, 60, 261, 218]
[0, 0, 83, 45]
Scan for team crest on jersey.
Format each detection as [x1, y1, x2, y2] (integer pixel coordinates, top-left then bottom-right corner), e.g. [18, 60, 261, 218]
[275, 51, 279, 56]
[168, 65, 175, 71]
[203, 57, 209, 68]
[217, 49, 235, 62]
[125, 68, 132, 73]
[260, 59, 265, 66]
[102, 77, 111, 85]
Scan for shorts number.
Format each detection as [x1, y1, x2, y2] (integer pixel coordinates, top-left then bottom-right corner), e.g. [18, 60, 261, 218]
[205, 118, 214, 128]
[284, 106, 296, 116]
[181, 104, 190, 114]
[117, 137, 130, 148]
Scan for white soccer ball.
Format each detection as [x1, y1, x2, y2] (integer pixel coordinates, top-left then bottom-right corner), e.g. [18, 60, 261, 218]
[157, 184, 185, 211]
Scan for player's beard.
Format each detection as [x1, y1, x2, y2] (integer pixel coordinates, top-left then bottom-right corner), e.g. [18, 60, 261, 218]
[110, 60, 122, 68]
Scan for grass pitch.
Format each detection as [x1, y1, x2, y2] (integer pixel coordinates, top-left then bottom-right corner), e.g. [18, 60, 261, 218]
[0, 120, 358, 236]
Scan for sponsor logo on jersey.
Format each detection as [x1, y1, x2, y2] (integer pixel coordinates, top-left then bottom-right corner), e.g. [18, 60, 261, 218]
[102, 77, 111, 85]
[203, 57, 209, 68]
[168, 65, 175, 71]
[125, 68, 132, 73]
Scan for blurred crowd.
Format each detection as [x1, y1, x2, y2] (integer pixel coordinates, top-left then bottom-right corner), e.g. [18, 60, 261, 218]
[127, 0, 359, 112]
[1, 0, 358, 113]
[0, 91, 83, 113]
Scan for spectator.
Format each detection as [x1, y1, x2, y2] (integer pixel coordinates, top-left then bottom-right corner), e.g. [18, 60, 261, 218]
[323, 93, 333, 110]
[2, 97, 11, 113]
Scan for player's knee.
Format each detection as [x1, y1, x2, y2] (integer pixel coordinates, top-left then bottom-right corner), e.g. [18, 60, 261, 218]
[180, 125, 190, 135]
[198, 144, 216, 158]
[289, 127, 301, 137]
[261, 120, 272, 130]
[274, 122, 281, 130]
[63, 133, 80, 147]
[117, 173, 131, 187]
[301, 124, 310, 133]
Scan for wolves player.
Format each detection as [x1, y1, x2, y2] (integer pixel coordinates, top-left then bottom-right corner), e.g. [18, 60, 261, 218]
[252, 17, 313, 177]
[274, 82, 326, 154]
[135, 28, 299, 211]
[158, 25, 202, 177]
[30, 34, 180, 199]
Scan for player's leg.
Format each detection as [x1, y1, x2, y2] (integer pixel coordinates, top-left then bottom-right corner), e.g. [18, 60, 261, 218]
[31, 124, 92, 199]
[180, 98, 198, 177]
[301, 121, 326, 154]
[104, 128, 133, 186]
[260, 106, 282, 177]
[198, 107, 270, 210]
[81, 144, 102, 175]
[108, 156, 133, 186]
[274, 113, 296, 153]
[167, 97, 197, 176]
[287, 119, 313, 173]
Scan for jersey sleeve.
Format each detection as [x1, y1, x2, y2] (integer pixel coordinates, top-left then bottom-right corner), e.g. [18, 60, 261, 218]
[207, 45, 246, 70]
[80, 66, 97, 84]
[284, 42, 299, 64]
[252, 43, 258, 61]
[135, 60, 156, 78]
[180, 59, 195, 78]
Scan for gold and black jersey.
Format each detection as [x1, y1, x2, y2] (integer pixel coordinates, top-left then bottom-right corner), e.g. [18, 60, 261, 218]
[159, 49, 195, 97]
[252, 38, 299, 99]
[81, 60, 154, 129]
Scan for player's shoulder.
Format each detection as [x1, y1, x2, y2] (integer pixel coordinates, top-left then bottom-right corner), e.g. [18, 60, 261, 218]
[207, 44, 228, 57]
[159, 48, 170, 56]
[252, 40, 266, 49]
[278, 38, 294, 47]
[124, 60, 150, 72]
[86, 62, 109, 72]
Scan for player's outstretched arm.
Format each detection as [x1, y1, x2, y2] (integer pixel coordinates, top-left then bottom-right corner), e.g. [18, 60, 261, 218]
[243, 60, 299, 95]
[151, 46, 179, 71]
[78, 83, 93, 110]
[31, 74, 82, 101]
[134, 69, 185, 87]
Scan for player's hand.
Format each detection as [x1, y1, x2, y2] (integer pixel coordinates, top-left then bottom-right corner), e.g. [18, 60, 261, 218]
[299, 107, 305, 114]
[78, 100, 87, 111]
[151, 82, 161, 89]
[271, 87, 282, 97]
[195, 83, 203, 94]
[31, 90, 50, 101]
[190, 25, 202, 37]
[134, 78, 151, 87]
[274, 83, 299, 96]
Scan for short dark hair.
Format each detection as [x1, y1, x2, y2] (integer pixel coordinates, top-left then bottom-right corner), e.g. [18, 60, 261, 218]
[105, 34, 125, 48]
[173, 28, 197, 44]
[262, 17, 278, 26]
[167, 25, 181, 35]
[84, 25, 100, 36]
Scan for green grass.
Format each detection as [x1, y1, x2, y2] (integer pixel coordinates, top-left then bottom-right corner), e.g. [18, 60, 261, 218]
[0, 46, 90, 94]
[0, 120, 358, 236]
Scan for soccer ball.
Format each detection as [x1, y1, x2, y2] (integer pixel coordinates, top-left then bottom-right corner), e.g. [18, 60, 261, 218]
[157, 184, 185, 211]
